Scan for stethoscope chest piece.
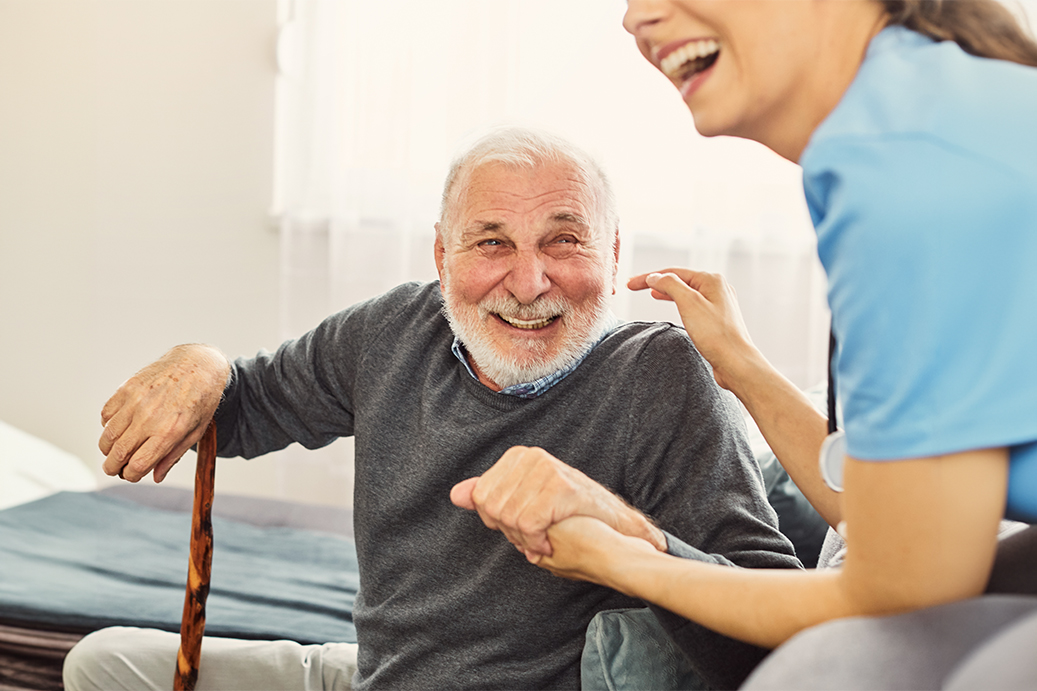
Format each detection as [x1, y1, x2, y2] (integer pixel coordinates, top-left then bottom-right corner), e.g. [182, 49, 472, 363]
[819, 429, 846, 493]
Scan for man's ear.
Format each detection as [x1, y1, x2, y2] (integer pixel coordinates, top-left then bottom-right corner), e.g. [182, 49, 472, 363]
[434, 223, 446, 289]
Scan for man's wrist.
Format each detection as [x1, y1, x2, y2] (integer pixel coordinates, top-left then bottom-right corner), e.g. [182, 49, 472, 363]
[611, 494, 668, 551]
[171, 344, 231, 387]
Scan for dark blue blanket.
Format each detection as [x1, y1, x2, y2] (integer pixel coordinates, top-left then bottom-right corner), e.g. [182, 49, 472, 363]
[0, 492, 357, 644]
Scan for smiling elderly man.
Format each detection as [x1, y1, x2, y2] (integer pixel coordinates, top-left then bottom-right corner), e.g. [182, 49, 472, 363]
[64, 127, 799, 691]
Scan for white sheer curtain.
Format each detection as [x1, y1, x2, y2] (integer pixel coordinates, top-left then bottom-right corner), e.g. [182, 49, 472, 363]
[270, 0, 837, 504]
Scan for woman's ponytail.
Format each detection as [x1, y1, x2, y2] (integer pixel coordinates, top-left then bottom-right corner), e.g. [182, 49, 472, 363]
[882, 0, 1037, 67]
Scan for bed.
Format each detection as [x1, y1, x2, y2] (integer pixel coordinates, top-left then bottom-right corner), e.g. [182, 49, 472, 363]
[0, 421, 358, 691]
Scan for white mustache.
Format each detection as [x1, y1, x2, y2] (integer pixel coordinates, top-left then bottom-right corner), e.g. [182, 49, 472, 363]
[478, 295, 570, 321]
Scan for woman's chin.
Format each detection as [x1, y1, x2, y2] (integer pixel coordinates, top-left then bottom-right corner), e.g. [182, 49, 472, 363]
[688, 109, 730, 139]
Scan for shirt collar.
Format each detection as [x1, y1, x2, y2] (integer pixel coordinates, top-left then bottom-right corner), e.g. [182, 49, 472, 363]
[451, 312, 619, 399]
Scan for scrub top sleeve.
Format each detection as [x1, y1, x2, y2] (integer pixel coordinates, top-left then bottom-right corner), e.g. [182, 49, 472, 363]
[806, 135, 1037, 464]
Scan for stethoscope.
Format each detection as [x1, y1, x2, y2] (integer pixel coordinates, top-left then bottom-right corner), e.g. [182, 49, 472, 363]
[819, 330, 847, 492]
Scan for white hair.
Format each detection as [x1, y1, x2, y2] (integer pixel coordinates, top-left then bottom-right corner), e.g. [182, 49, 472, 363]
[437, 126, 619, 245]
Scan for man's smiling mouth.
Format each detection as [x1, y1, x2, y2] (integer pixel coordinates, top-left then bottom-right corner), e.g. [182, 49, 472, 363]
[497, 314, 559, 330]
[660, 38, 720, 82]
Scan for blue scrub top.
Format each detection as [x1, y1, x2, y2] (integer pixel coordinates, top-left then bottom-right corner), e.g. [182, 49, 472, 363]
[800, 27, 1037, 521]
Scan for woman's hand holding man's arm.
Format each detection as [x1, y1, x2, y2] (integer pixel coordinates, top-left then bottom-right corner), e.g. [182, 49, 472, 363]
[539, 449, 1008, 650]
[450, 446, 668, 563]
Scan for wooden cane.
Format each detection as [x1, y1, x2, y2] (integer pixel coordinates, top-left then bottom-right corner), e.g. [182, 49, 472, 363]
[174, 420, 217, 691]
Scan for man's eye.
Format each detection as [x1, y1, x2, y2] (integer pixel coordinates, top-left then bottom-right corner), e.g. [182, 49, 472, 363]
[546, 237, 579, 257]
[478, 239, 502, 247]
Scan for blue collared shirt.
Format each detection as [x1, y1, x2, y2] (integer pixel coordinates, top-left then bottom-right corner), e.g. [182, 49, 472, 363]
[451, 313, 619, 399]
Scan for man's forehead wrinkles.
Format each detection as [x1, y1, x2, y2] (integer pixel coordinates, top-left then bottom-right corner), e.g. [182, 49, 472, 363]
[465, 190, 592, 218]
[552, 212, 589, 225]
[467, 186, 589, 206]
[470, 221, 502, 232]
[451, 163, 603, 241]
[458, 221, 494, 236]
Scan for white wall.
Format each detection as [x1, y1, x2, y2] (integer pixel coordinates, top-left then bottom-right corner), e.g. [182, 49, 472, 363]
[0, 0, 283, 498]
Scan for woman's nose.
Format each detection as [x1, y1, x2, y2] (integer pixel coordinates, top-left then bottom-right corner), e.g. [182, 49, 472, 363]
[504, 250, 552, 305]
[623, 0, 671, 37]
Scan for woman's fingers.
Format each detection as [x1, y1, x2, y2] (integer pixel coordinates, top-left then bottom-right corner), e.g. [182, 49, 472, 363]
[626, 268, 758, 392]
[641, 272, 720, 335]
[629, 267, 698, 288]
[538, 517, 657, 587]
[630, 269, 729, 310]
[629, 266, 716, 290]
[644, 271, 706, 304]
[537, 517, 612, 582]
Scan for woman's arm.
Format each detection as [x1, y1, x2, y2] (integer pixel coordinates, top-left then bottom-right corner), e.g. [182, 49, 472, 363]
[629, 269, 842, 526]
[541, 447, 1009, 648]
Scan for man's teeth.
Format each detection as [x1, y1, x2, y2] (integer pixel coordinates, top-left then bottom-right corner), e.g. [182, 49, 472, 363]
[661, 39, 720, 79]
[499, 315, 557, 330]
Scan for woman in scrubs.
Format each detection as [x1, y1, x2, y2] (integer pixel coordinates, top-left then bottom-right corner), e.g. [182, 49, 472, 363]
[538, 1, 1037, 686]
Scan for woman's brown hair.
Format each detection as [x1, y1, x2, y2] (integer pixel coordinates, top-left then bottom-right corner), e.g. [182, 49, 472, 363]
[881, 0, 1037, 67]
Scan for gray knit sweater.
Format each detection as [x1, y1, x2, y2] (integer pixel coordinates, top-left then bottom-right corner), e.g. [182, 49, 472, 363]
[214, 281, 799, 690]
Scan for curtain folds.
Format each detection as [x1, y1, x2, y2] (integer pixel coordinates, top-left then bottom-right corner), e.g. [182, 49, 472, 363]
[272, 0, 832, 504]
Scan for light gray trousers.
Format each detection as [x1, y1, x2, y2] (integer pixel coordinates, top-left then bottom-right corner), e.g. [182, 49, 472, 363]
[741, 595, 1037, 690]
[744, 525, 1037, 690]
[62, 627, 358, 691]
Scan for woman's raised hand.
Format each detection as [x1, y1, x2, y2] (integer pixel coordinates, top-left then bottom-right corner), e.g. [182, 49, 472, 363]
[628, 268, 759, 393]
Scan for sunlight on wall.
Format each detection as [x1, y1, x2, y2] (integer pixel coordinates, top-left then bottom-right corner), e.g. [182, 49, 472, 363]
[266, 0, 1036, 508]
[274, 0, 828, 385]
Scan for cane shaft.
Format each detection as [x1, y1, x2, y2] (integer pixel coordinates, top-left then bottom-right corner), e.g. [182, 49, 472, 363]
[174, 421, 217, 691]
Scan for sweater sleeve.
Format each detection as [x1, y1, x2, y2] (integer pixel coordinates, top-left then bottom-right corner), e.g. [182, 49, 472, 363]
[213, 282, 423, 458]
[621, 326, 801, 689]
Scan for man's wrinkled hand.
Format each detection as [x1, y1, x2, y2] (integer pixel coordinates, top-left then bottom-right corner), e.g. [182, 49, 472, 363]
[449, 446, 667, 561]
[100, 344, 229, 483]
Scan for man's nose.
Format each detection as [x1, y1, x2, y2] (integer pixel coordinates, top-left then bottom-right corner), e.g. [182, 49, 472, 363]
[623, 0, 669, 37]
[504, 250, 552, 305]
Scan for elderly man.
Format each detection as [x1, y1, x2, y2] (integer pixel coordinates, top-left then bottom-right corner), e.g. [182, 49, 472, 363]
[64, 128, 799, 691]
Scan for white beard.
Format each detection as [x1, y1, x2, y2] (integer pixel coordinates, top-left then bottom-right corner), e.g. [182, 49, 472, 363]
[440, 270, 613, 389]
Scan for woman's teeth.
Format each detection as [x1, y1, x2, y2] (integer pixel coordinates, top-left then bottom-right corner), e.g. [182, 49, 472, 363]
[661, 39, 720, 80]
[499, 315, 558, 330]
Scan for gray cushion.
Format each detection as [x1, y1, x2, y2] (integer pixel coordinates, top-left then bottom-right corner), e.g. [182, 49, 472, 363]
[581, 608, 710, 691]
[741, 596, 1037, 691]
[943, 608, 1037, 690]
